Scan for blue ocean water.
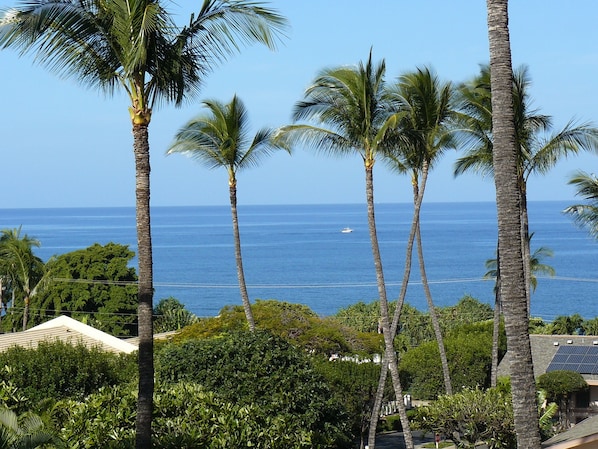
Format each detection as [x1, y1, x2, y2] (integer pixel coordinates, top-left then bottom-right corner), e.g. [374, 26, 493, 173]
[1, 201, 596, 321]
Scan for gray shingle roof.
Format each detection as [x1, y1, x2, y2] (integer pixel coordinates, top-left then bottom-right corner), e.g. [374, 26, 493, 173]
[542, 415, 598, 449]
[498, 335, 598, 381]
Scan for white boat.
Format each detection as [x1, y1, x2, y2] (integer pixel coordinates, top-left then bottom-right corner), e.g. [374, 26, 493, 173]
[341, 227, 353, 233]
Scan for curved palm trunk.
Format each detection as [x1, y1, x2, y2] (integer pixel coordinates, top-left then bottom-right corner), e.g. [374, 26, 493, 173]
[491, 243, 502, 388]
[487, 2, 541, 448]
[229, 184, 256, 331]
[132, 123, 154, 449]
[365, 163, 413, 449]
[414, 163, 452, 395]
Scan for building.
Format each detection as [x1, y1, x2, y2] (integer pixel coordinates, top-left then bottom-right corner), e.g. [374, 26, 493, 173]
[0, 315, 138, 354]
[498, 335, 598, 424]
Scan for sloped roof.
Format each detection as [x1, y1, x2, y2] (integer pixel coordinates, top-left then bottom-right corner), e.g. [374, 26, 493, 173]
[542, 415, 598, 449]
[0, 315, 138, 354]
[498, 335, 598, 382]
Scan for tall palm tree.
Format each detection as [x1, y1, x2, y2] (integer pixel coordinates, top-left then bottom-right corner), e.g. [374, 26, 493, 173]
[486, 1, 542, 448]
[563, 171, 598, 238]
[0, 227, 47, 331]
[275, 50, 414, 449]
[385, 66, 456, 396]
[455, 64, 598, 316]
[167, 95, 289, 332]
[0, 1, 287, 446]
[485, 234, 555, 295]
[484, 235, 555, 384]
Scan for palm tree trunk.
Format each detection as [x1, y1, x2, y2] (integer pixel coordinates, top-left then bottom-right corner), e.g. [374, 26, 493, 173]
[21, 295, 29, 330]
[364, 163, 413, 449]
[230, 184, 256, 331]
[132, 123, 154, 449]
[487, 2, 541, 448]
[520, 185, 532, 316]
[491, 243, 502, 388]
[414, 163, 452, 395]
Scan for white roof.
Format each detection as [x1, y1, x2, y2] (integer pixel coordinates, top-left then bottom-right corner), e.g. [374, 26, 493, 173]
[0, 315, 138, 354]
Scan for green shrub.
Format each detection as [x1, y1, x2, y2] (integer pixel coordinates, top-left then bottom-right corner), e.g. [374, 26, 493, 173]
[56, 382, 320, 449]
[156, 330, 350, 447]
[0, 340, 137, 407]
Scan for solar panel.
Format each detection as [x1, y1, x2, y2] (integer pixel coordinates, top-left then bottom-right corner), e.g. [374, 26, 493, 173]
[546, 345, 598, 374]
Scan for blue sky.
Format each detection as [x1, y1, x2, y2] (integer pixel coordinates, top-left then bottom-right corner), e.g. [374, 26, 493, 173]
[1, 1, 597, 208]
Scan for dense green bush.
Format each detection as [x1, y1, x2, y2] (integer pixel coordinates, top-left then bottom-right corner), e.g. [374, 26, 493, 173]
[413, 387, 515, 449]
[56, 382, 321, 449]
[156, 330, 350, 448]
[312, 358, 383, 445]
[175, 299, 382, 356]
[0, 340, 137, 409]
[400, 321, 494, 399]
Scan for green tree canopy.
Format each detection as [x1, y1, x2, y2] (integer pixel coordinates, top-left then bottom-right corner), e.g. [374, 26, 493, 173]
[32, 243, 138, 336]
[155, 330, 349, 446]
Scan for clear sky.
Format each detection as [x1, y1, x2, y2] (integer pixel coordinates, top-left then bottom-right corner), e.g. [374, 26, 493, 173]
[1, 1, 597, 208]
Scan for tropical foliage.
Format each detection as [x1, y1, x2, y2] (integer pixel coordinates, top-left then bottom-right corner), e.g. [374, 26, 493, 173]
[0, 0, 288, 444]
[167, 95, 289, 331]
[413, 387, 515, 449]
[0, 227, 48, 331]
[564, 171, 598, 238]
[0, 340, 136, 410]
[156, 330, 350, 448]
[30, 243, 138, 336]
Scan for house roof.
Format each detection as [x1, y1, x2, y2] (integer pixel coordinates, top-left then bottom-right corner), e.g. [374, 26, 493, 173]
[497, 335, 598, 382]
[0, 315, 138, 354]
[542, 415, 598, 449]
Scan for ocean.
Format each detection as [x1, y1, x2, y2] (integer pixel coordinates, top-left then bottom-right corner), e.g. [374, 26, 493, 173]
[1, 201, 596, 321]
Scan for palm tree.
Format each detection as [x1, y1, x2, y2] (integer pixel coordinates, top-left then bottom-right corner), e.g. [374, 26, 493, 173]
[486, 1, 542, 448]
[485, 235, 555, 385]
[0, 408, 63, 449]
[384, 66, 456, 396]
[0, 227, 48, 331]
[563, 171, 598, 238]
[275, 50, 414, 449]
[485, 234, 555, 294]
[455, 64, 598, 316]
[0, 1, 287, 446]
[167, 95, 289, 332]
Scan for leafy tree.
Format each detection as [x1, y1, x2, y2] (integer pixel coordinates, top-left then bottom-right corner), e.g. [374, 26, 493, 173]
[0, 1, 287, 445]
[549, 314, 584, 335]
[537, 370, 588, 429]
[413, 387, 515, 449]
[153, 297, 197, 333]
[175, 299, 383, 356]
[167, 96, 289, 332]
[582, 317, 598, 335]
[0, 227, 49, 331]
[313, 358, 382, 449]
[437, 296, 494, 330]
[563, 171, 598, 238]
[274, 50, 414, 449]
[400, 321, 494, 399]
[31, 243, 138, 336]
[155, 330, 349, 447]
[486, 2, 542, 448]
